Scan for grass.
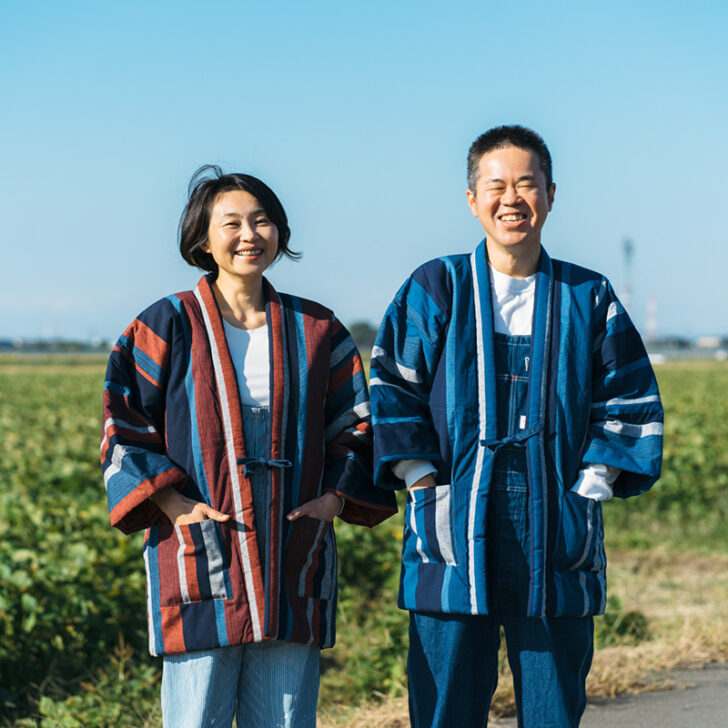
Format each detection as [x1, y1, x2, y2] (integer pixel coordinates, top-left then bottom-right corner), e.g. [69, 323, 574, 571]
[319, 547, 728, 726]
[2, 356, 726, 726]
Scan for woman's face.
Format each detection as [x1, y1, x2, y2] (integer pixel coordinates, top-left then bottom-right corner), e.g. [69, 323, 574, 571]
[203, 189, 279, 284]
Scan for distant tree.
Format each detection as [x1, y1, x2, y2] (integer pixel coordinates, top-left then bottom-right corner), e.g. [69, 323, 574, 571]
[348, 320, 377, 353]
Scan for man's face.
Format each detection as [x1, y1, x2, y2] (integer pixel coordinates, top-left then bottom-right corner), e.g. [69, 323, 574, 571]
[466, 145, 555, 258]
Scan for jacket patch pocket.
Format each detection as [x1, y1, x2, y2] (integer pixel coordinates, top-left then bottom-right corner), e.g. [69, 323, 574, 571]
[159, 519, 232, 606]
[403, 485, 458, 566]
[553, 492, 603, 572]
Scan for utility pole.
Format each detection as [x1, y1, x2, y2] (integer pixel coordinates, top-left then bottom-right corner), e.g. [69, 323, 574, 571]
[622, 237, 634, 315]
[646, 293, 657, 342]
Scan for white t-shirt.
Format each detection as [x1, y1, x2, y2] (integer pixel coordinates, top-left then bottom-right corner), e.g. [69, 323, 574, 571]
[393, 262, 619, 500]
[489, 263, 536, 335]
[222, 320, 270, 407]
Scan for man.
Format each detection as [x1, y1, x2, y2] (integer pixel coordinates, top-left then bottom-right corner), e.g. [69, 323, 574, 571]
[370, 125, 663, 727]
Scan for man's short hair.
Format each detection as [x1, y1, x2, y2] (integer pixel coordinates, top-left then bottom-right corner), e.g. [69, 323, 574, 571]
[467, 125, 553, 191]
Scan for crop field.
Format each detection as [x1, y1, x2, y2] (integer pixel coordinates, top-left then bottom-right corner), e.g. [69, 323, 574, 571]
[1, 356, 727, 727]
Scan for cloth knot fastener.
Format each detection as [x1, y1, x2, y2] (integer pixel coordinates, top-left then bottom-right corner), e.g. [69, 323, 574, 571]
[481, 423, 543, 453]
[237, 457, 293, 477]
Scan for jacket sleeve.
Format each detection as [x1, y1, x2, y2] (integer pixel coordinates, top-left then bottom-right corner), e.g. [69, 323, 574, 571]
[322, 316, 397, 527]
[582, 278, 663, 498]
[370, 265, 450, 490]
[100, 300, 188, 534]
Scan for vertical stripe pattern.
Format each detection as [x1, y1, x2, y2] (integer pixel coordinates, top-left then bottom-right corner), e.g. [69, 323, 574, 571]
[194, 286, 263, 642]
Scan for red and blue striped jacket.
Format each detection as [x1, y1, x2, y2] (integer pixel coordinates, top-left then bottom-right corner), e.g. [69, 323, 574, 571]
[101, 274, 396, 655]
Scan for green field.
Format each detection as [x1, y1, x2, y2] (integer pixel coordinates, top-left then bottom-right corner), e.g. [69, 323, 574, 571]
[1, 357, 726, 726]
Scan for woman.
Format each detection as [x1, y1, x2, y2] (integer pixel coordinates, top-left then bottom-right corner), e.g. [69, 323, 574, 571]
[101, 166, 396, 727]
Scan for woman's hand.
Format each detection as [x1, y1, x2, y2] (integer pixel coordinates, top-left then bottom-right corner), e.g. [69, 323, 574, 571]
[408, 473, 437, 491]
[150, 486, 230, 527]
[287, 492, 344, 522]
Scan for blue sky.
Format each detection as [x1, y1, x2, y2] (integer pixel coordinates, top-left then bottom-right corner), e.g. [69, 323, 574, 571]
[1, 0, 726, 340]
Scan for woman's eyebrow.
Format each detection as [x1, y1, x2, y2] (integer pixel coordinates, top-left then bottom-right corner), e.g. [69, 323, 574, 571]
[219, 207, 266, 217]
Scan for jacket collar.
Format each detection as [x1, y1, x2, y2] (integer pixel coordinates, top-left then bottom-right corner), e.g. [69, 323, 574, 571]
[470, 239, 554, 444]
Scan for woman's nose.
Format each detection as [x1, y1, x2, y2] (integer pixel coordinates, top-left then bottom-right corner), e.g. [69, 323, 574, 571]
[239, 222, 256, 240]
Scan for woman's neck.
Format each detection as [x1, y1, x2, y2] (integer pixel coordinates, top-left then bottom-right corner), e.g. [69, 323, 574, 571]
[212, 272, 267, 329]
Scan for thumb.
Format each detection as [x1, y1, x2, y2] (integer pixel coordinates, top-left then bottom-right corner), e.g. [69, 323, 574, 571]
[287, 502, 313, 521]
[203, 505, 231, 522]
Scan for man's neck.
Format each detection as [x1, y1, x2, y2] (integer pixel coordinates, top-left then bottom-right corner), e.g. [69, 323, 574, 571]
[486, 241, 541, 278]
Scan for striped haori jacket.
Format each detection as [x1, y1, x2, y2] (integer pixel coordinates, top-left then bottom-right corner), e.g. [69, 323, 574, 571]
[101, 275, 396, 655]
[371, 241, 663, 618]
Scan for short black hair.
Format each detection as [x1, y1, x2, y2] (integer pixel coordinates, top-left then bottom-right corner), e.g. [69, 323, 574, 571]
[179, 165, 300, 274]
[467, 125, 553, 191]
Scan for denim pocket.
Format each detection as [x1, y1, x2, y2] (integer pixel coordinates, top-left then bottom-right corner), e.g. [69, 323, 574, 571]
[403, 485, 458, 566]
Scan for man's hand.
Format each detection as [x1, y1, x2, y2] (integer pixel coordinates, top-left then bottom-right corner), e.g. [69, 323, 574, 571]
[287, 492, 344, 522]
[150, 486, 230, 526]
[409, 473, 437, 491]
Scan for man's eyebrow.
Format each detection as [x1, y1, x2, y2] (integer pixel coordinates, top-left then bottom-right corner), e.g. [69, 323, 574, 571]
[483, 174, 538, 184]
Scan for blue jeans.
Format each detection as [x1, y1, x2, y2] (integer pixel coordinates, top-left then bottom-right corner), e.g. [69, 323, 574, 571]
[161, 641, 320, 728]
[408, 484, 594, 728]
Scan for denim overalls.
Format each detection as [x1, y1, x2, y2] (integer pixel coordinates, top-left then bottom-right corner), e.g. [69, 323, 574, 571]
[488, 333, 532, 614]
[241, 405, 271, 569]
[408, 334, 594, 728]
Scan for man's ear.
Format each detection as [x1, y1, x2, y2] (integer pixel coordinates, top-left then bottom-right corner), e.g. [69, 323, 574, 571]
[466, 188, 478, 217]
[547, 183, 556, 211]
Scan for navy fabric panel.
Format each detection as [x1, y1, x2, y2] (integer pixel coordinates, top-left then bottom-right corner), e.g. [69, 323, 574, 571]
[414, 562, 447, 610]
[600, 326, 648, 371]
[311, 529, 331, 599]
[136, 296, 180, 337]
[545, 271, 562, 569]
[326, 378, 359, 418]
[411, 258, 453, 316]
[189, 523, 213, 601]
[282, 304, 301, 501]
[329, 325, 349, 351]
[421, 489, 445, 562]
[322, 456, 395, 507]
[180, 600, 220, 650]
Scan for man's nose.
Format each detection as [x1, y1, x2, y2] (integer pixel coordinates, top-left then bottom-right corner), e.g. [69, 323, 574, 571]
[501, 185, 519, 204]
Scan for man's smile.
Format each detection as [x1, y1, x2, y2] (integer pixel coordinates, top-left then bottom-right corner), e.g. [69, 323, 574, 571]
[498, 213, 527, 222]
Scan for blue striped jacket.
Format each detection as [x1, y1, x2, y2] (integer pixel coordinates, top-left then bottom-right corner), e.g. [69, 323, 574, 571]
[371, 241, 663, 617]
[101, 275, 396, 655]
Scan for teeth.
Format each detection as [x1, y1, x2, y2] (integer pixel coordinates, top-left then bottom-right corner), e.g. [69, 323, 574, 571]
[500, 214, 525, 222]
[236, 249, 262, 256]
